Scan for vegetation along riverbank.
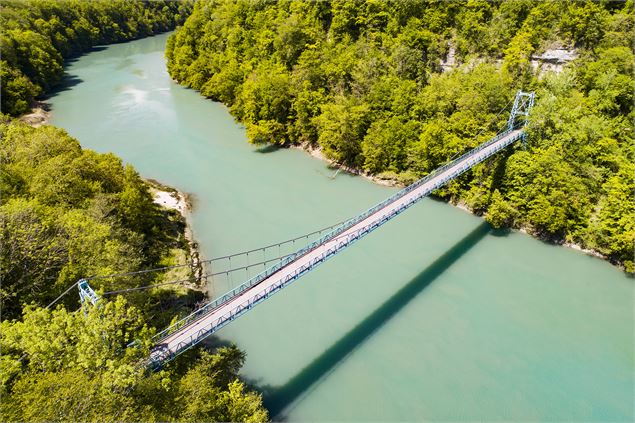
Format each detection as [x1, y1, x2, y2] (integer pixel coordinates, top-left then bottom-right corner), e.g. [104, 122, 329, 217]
[146, 177, 205, 287]
[166, 0, 634, 273]
[1, 0, 193, 116]
[0, 117, 268, 422]
[0, 1, 269, 421]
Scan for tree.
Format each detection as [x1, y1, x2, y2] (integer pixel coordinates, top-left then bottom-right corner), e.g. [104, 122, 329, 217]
[0, 62, 37, 115]
[176, 348, 268, 422]
[234, 62, 292, 123]
[502, 31, 534, 83]
[588, 162, 635, 271]
[485, 189, 517, 228]
[362, 116, 420, 174]
[0, 199, 67, 317]
[315, 98, 370, 167]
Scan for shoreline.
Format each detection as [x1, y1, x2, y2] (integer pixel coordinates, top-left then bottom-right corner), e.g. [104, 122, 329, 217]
[292, 142, 615, 267]
[452, 200, 608, 261]
[145, 178, 206, 292]
[18, 101, 52, 127]
[291, 142, 399, 188]
[18, 102, 211, 288]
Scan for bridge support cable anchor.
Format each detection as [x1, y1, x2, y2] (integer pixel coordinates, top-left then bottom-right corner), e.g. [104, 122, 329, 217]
[78, 278, 100, 309]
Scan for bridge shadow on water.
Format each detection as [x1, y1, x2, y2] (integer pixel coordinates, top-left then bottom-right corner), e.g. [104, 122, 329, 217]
[254, 221, 493, 420]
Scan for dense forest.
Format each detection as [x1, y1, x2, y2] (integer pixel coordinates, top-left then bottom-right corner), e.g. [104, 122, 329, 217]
[1, 0, 193, 115]
[0, 1, 268, 420]
[0, 119, 189, 319]
[166, 0, 634, 272]
[0, 119, 268, 422]
[1, 0, 632, 420]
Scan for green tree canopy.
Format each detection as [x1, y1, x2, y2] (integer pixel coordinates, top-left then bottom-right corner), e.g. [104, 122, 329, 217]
[0, 0, 194, 116]
[166, 0, 634, 271]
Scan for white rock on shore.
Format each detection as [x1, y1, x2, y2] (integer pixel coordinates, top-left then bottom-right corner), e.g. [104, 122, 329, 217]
[19, 106, 51, 127]
[152, 190, 188, 215]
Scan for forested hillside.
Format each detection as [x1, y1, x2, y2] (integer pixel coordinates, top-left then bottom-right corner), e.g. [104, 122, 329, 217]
[0, 119, 188, 319]
[1, 2, 268, 418]
[0, 118, 268, 422]
[0, 0, 193, 115]
[166, 0, 634, 272]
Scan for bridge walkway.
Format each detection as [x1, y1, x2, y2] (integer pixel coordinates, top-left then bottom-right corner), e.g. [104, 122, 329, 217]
[149, 128, 525, 366]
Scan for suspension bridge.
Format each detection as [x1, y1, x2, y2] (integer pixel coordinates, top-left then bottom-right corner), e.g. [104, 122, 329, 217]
[72, 90, 535, 369]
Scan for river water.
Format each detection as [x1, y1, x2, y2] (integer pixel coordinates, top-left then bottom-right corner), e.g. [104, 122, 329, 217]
[49, 33, 633, 421]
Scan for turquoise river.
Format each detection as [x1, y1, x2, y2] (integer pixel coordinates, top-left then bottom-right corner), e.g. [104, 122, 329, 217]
[49, 33, 633, 421]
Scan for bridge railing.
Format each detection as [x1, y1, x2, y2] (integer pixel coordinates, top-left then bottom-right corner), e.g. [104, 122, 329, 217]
[148, 128, 527, 366]
[152, 128, 520, 343]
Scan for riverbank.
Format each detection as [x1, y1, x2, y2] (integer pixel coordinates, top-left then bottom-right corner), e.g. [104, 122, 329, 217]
[16, 100, 209, 288]
[18, 101, 51, 127]
[145, 178, 206, 291]
[292, 142, 617, 269]
[292, 142, 399, 188]
[16, 70, 210, 294]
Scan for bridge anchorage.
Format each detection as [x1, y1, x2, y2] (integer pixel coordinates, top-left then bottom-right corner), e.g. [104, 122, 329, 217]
[78, 279, 100, 306]
[76, 90, 535, 369]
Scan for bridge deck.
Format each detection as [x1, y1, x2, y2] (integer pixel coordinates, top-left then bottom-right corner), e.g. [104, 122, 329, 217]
[149, 129, 524, 365]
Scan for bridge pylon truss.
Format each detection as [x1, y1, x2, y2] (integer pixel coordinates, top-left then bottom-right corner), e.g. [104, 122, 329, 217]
[507, 90, 535, 132]
[78, 279, 100, 306]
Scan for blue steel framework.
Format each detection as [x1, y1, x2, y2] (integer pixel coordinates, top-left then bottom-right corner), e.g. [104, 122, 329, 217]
[507, 91, 535, 132]
[78, 279, 100, 305]
[145, 90, 535, 368]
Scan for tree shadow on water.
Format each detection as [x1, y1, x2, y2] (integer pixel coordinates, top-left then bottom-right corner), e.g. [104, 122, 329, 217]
[46, 73, 84, 100]
[256, 222, 492, 420]
[63, 46, 108, 65]
[254, 144, 280, 154]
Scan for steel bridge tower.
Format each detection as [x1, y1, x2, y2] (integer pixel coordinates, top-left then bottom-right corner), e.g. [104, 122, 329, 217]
[507, 90, 535, 132]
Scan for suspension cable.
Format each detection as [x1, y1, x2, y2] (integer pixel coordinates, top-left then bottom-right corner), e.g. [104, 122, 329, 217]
[448, 96, 515, 161]
[101, 278, 195, 295]
[86, 219, 349, 281]
[100, 225, 367, 296]
[71, 222, 353, 298]
[202, 220, 348, 261]
[45, 281, 80, 309]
